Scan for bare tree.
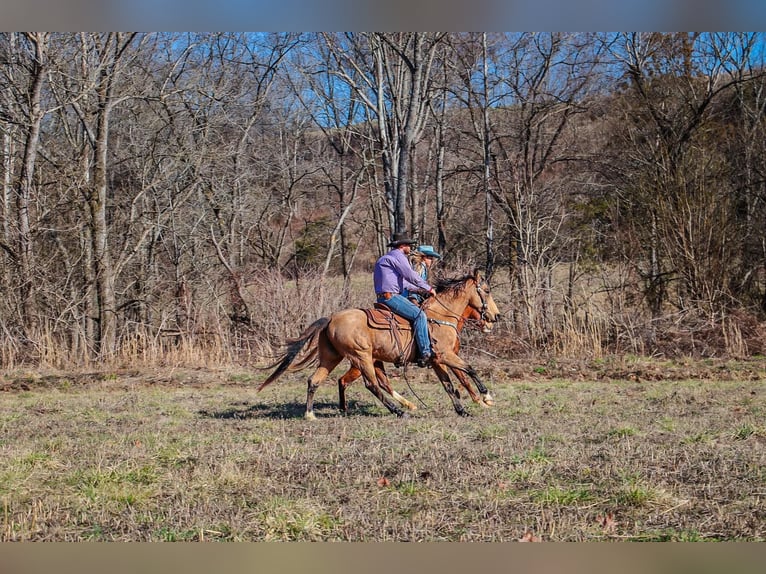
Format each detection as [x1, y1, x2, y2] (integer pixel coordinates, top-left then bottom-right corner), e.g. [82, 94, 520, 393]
[3, 32, 766, 367]
[286, 35, 377, 280]
[446, 33, 599, 341]
[79, 33, 139, 356]
[725, 35, 766, 312]
[319, 32, 447, 240]
[606, 32, 759, 322]
[0, 34, 19, 304]
[2, 33, 50, 334]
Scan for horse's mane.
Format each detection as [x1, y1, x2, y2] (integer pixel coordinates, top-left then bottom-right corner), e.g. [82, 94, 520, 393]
[433, 273, 475, 295]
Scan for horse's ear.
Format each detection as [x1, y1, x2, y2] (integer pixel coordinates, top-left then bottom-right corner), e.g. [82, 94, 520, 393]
[473, 267, 482, 282]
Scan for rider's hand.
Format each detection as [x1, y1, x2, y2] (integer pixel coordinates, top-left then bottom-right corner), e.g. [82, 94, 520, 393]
[429, 288, 436, 297]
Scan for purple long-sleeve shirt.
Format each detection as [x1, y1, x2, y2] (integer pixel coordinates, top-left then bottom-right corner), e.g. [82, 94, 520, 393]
[373, 248, 432, 295]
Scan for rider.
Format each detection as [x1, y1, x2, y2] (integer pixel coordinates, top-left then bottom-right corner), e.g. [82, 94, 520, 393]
[404, 244, 442, 305]
[374, 232, 437, 367]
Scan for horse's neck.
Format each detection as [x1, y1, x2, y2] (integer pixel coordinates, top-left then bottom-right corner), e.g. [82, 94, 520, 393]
[426, 290, 470, 324]
[456, 307, 479, 332]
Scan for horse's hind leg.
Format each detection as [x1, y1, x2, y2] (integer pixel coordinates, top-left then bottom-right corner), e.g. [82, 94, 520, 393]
[338, 361, 416, 413]
[337, 366, 361, 413]
[374, 364, 417, 411]
[355, 359, 406, 417]
[306, 352, 342, 420]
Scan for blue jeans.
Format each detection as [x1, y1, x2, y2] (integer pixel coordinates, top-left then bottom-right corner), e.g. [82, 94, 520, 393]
[377, 293, 432, 358]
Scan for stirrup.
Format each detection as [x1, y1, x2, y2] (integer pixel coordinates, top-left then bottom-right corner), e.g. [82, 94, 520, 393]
[416, 354, 432, 368]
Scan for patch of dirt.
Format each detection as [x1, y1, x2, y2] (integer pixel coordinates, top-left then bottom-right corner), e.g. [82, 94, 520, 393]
[2, 356, 765, 394]
[487, 356, 766, 384]
[0, 367, 231, 392]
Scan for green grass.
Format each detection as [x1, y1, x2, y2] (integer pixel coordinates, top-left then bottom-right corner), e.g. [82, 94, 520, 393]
[531, 485, 595, 505]
[608, 426, 639, 438]
[733, 423, 762, 440]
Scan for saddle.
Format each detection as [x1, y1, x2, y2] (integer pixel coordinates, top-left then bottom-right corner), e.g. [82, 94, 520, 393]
[363, 303, 412, 330]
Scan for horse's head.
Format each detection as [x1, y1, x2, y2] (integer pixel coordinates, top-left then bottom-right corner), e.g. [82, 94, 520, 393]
[431, 269, 500, 332]
[468, 269, 500, 333]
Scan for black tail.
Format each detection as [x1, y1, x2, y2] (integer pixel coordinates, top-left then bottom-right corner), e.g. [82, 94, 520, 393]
[257, 317, 331, 392]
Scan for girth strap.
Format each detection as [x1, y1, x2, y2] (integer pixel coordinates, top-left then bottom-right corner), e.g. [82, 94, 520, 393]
[428, 318, 458, 332]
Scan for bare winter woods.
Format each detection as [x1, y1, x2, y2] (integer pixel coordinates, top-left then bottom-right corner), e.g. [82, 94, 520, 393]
[2, 32, 766, 366]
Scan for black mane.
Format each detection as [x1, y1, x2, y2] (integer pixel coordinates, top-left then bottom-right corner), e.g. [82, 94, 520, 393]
[434, 273, 475, 295]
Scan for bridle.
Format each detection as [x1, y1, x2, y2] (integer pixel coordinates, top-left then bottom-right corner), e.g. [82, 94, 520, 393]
[475, 282, 491, 324]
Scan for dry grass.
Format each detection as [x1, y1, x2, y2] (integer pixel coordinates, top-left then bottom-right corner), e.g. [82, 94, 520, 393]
[1, 359, 765, 541]
[3, 267, 766, 371]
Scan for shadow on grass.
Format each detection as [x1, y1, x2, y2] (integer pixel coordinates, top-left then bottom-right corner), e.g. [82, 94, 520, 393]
[198, 399, 385, 420]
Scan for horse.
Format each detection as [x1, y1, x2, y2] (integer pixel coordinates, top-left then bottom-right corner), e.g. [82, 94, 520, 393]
[258, 269, 500, 419]
[335, 304, 495, 413]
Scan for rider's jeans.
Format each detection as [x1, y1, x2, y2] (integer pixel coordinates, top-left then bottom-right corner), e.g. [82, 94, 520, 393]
[377, 293, 432, 358]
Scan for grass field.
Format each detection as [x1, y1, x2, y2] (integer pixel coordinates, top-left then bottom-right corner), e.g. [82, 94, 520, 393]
[1, 358, 765, 541]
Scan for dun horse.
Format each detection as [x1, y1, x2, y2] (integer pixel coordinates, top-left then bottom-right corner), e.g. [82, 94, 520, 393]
[258, 269, 500, 418]
[335, 304, 494, 413]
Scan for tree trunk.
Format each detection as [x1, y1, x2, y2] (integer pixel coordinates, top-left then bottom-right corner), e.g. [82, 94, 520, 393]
[16, 32, 48, 334]
[91, 93, 117, 357]
[481, 33, 495, 280]
[88, 32, 137, 357]
[2, 96, 13, 287]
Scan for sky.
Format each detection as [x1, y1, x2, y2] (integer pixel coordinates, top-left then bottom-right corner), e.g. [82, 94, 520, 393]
[2, 0, 766, 31]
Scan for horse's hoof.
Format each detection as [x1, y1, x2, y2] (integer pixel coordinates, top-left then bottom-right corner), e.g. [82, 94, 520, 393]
[482, 395, 495, 407]
[457, 409, 471, 418]
[304, 411, 317, 420]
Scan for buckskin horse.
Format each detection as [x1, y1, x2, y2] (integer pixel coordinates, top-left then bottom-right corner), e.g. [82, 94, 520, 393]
[335, 303, 495, 413]
[258, 269, 500, 419]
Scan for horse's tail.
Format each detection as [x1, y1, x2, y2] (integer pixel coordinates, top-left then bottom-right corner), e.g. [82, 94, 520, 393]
[257, 316, 331, 392]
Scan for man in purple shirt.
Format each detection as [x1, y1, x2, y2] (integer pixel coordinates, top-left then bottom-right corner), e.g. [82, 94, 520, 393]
[374, 232, 437, 367]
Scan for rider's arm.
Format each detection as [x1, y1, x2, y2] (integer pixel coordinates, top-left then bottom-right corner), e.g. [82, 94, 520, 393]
[391, 251, 432, 293]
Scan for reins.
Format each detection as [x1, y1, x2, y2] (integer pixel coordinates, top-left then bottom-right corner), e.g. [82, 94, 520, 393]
[400, 363, 430, 409]
[425, 293, 464, 323]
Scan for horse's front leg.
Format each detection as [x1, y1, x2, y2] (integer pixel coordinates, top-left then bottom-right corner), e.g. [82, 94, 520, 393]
[375, 363, 417, 411]
[437, 350, 494, 407]
[449, 366, 489, 407]
[430, 361, 470, 417]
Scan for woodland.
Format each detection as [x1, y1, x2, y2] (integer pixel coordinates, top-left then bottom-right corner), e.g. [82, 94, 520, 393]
[2, 32, 766, 367]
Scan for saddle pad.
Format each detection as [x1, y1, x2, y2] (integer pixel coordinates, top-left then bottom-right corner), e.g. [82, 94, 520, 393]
[363, 306, 412, 330]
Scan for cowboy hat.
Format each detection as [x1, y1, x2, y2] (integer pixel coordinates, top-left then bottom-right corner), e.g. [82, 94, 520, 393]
[416, 245, 442, 259]
[387, 232, 417, 247]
